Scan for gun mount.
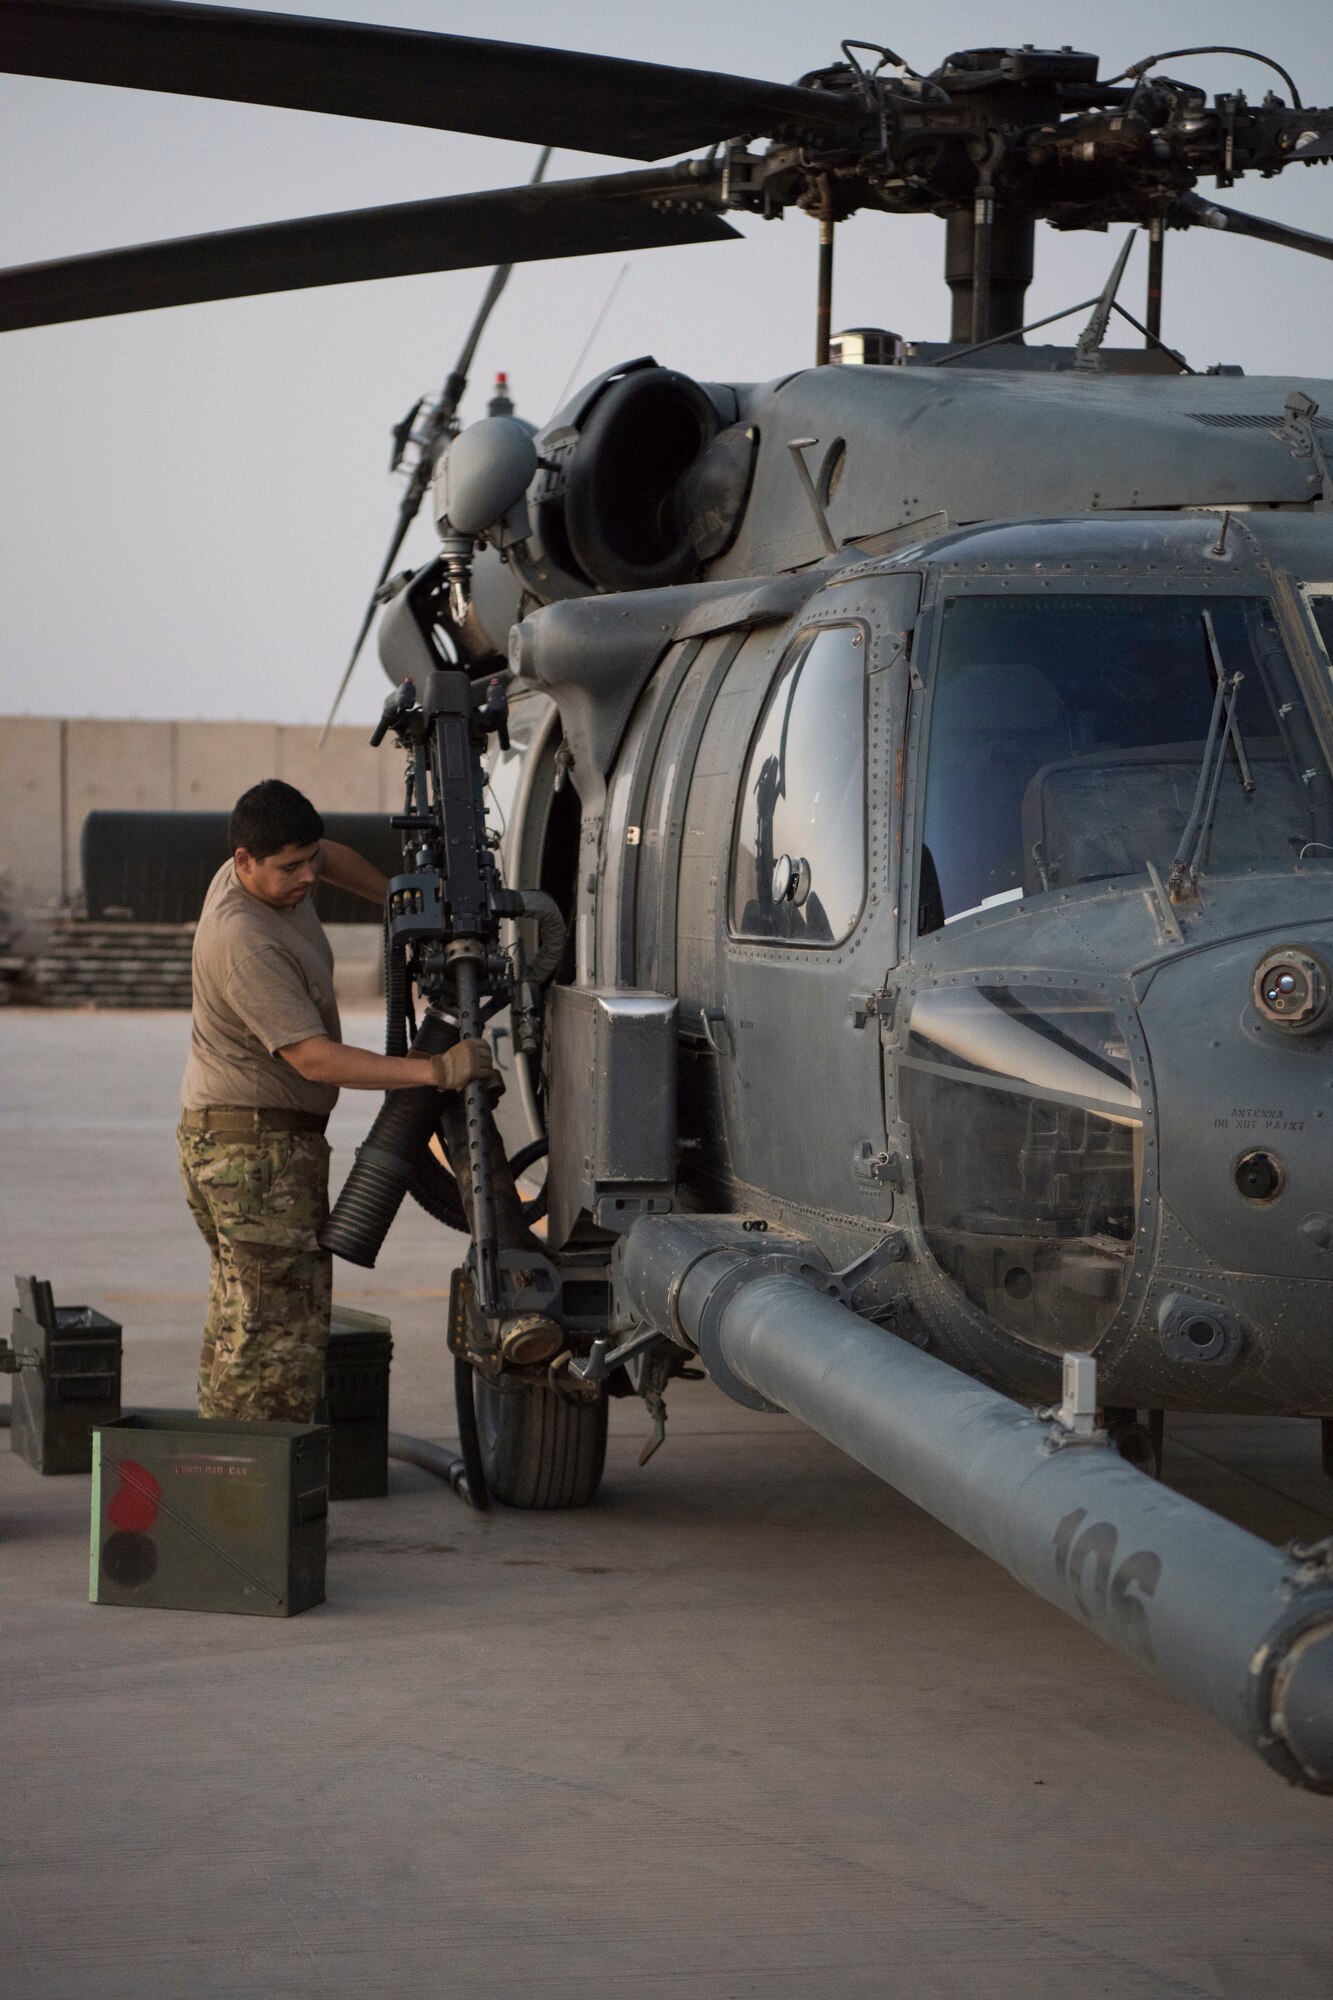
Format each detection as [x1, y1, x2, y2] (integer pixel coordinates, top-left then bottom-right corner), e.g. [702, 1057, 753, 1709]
[321, 560, 556, 1322]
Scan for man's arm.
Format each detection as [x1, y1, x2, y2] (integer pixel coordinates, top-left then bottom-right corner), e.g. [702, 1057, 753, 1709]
[280, 1036, 498, 1093]
[320, 839, 390, 906]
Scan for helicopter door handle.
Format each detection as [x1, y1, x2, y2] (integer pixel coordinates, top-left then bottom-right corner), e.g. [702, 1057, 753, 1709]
[701, 1006, 726, 1056]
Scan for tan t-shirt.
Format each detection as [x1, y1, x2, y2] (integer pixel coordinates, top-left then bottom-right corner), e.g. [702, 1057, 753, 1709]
[181, 861, 342, 1114]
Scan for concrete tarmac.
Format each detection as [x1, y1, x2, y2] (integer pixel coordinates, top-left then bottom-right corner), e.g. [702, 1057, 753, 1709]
[2, 1008, 1332, 2000]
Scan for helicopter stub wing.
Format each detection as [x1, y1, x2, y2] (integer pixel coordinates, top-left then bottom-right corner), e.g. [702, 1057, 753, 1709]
[0, 167, 738, 332]
[0, 0, 858, 160]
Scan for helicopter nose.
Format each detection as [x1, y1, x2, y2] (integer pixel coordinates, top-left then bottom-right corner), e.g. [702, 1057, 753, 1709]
[1136, 928, 1333, 1284]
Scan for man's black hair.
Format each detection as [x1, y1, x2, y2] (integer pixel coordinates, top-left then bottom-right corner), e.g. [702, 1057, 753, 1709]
[229, 779, 324, 861]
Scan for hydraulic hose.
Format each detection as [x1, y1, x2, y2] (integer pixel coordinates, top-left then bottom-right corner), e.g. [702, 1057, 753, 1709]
[387, 1428, 488, 1508]
[508, 1137, 549, 1179]
[453, 1354, 489, 1510]
[507, 1134, 550, 1225]
[512, 889, 566, 984]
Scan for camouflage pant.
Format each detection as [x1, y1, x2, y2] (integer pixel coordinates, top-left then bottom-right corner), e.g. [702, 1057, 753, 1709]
[178, 1124, 332, 1423]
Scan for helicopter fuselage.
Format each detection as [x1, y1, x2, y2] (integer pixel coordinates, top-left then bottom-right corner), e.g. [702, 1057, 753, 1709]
[489, 361, 1333, 1423]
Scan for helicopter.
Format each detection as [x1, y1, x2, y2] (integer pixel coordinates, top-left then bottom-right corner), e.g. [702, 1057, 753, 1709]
[7, 3, 1333, 1790]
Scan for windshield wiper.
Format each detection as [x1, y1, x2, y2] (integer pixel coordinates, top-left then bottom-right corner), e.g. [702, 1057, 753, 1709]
[1167, 610, 1254, 900]
[1213, 624, 1256, 800]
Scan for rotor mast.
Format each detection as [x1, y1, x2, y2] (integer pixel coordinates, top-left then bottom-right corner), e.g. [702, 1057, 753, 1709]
[944, 207, 1036, 345]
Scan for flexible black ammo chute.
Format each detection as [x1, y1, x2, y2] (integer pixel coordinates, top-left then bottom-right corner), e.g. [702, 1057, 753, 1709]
[321, 1007, 462, 1267]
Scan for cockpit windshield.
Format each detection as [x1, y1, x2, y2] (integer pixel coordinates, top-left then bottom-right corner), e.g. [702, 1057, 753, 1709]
[918, 593, 1333, 932]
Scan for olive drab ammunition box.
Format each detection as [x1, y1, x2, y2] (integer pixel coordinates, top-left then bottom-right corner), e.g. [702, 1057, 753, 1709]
[317, 1306, 393, 1501]
[90, 1413, 329, 1617]
[10, 1275, 122, 1475]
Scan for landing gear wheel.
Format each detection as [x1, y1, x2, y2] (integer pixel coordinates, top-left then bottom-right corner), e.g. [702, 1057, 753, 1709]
[473, 1374, 608, 1509]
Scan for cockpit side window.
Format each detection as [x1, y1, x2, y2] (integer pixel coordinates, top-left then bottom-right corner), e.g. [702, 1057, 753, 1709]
[1304, 588, 1333, 669]
[729, 623, 867, 947]
[917, 592, 1332, 933]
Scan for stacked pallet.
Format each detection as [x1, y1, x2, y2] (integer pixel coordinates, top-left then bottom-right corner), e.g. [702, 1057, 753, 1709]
[31, 919, 195, 1009]
[0, 951, 30, 1003]
[0, 872, 32, 1004]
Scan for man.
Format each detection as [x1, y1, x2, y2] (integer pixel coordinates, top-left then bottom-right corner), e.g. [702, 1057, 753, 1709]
[179, 777, 494, 1424]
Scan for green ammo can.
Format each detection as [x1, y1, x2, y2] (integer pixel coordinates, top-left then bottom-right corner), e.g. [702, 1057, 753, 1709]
[90, 1413, 329, 1616]
[10, 1275, 122, 1475]
[317, 1306, 393, 1501]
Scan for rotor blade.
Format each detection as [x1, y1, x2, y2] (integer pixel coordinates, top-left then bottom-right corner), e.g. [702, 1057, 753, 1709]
[320, 507, 417, 745]
[444, 145, 552, 411]
[1180, 194, 1333, 264]
[319, 145, 554, 744]
[0, 166, 740, 332]
[1, 0, 858, 160]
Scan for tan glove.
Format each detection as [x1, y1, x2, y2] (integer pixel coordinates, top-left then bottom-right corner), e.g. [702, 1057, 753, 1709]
[429, 1038, 502, 1096]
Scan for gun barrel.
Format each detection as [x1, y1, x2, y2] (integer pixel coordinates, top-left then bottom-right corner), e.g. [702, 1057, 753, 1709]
[452, 951, 499, 1313]
[618, 1220, 1333, 1792]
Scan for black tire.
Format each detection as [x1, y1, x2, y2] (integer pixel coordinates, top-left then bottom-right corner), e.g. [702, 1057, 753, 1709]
[1107, 1416, 1160, 1478]
[473, 1374, 608, 1509]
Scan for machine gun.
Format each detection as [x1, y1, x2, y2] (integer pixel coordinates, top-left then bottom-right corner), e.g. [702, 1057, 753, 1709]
[321, 559, 562, 1320]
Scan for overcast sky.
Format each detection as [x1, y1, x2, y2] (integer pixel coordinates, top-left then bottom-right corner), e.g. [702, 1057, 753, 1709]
[2, 0, 1331, 729]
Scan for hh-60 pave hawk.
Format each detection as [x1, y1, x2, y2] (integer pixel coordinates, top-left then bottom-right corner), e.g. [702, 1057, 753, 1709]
[8, 3, 1333, 1789]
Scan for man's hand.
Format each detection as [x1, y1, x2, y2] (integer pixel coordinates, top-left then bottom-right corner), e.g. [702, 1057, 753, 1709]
[429, 1039, 503, 1097]
[280, 1033, 502, 1096]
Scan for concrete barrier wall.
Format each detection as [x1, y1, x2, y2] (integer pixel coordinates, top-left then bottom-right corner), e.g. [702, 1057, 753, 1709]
[1, 718, 65, 923]
[0, 716, 393, 924]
